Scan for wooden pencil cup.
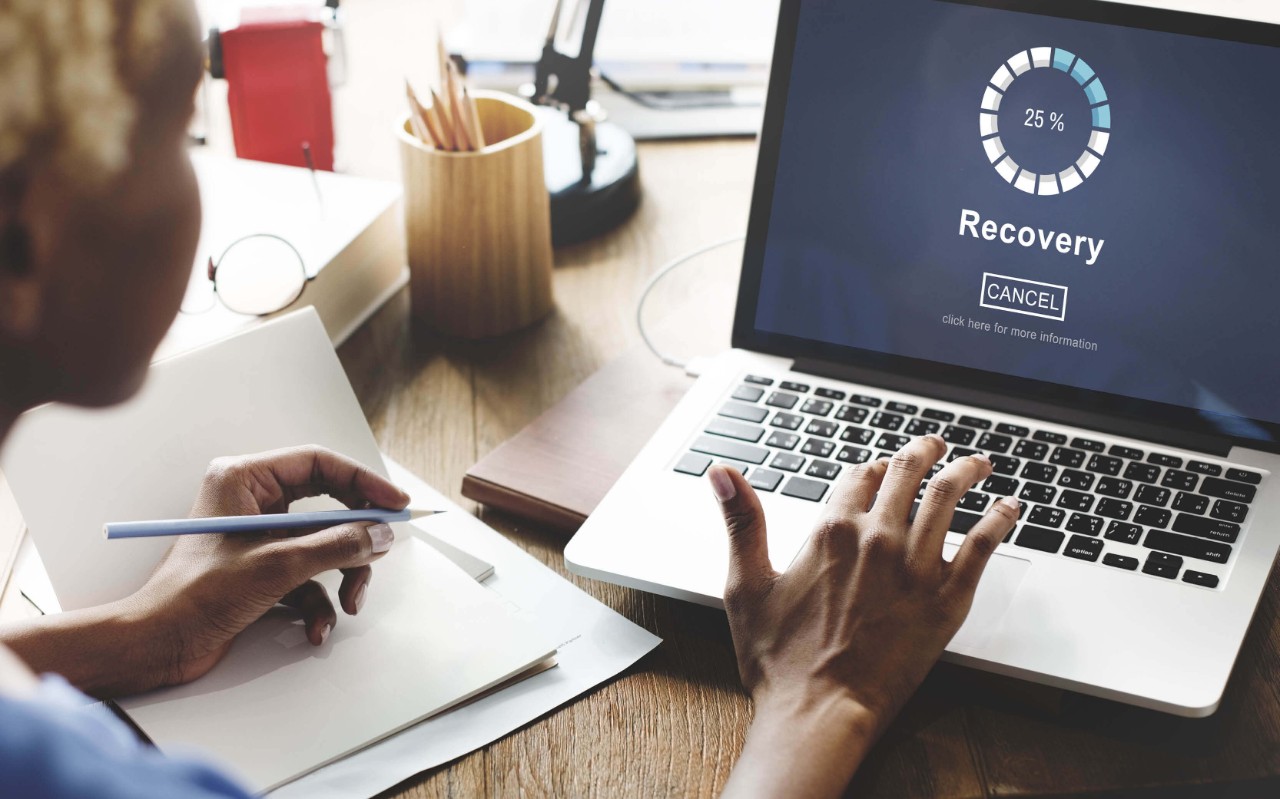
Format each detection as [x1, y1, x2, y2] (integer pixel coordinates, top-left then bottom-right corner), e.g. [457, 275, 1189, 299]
[399, 91, 555, 339]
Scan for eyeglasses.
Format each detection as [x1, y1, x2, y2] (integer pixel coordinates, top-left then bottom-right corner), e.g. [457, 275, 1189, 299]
[181, 234, 310, 317]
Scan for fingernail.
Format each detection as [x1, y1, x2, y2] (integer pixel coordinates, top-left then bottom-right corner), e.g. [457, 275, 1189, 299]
[708, 467, 737, 502]
[355, 583, 367, 614]
[924, 434, 946, 447]
[320, 623, 331, 644]
[971, 452, 991, 465]
[1000, 496, 1022, 514]
[368, 523, 395, 553]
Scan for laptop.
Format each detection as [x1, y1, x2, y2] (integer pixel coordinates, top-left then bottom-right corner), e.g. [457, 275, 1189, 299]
[565, 0, 1280, 717]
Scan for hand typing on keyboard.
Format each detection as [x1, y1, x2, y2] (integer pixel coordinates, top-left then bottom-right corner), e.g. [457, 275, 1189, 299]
[713, 435, 1020, 799]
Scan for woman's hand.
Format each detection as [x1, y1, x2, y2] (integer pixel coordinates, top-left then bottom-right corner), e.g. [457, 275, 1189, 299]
[713, 435, 1020, 799]
[128, 446, 411, 688]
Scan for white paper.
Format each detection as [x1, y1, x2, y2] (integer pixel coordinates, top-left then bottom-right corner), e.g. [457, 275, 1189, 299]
[271, 457, 662, 799]
[121, 536, 555, 793]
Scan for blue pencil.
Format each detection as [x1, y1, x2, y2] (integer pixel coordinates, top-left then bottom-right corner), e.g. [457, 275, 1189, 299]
[104, 508, 443, 540]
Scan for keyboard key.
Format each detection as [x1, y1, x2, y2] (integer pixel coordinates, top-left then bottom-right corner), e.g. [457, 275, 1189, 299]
[1226, 468, 1263, 485]
[1064, 535, 1103, 562]
[766, 432, 801, 450]
[1183, 570, 1220, 588]
[1125, 462, 1161, 484]
[1172, 492, 1209, 514]
[849, 394, 882, 407]
[835, 405, 869, 424]
[801, 438, 836, 458]
[870, 412, 905, 431]
[942, 425, 976, 446]
[1103, 553, 1139, 571]
[905, 418, 941, 436]
[990, 454, 1021, 476]
[922, 408, 955, 422]
[982, 475, 1020, 496]
[908, 501, 984, 534]
[1096, 477, 1133, 499]
[841, 426, 875, 445]
[782, 476, 828, 502]
[887, 401, 918, 414]
[1013, 440, 1049, 460]
[1072, 437, 1106, 453]
[1134, 505, 1172, 528]
[1020, 463, 1058, 483]
[731, 385, 765, 403]
[1161, 470, 1199, 491]
[949, 448, 979, 462]
[780, 381, 810, 393]
[958, 492, 990, 512]
[976, 433, 1013, 454]
[837, 446, 872, 464]
[1109, 445, 1145, 460]
[1020, 484, 1057, 505]
[717, 461, 749, 475]
[1058, 490, 1095, 512]
[1143, 552, 1183, 579]
[674, 453, 712, 476]
[805, 460, 842, 481]
[719, 402, 768, 423]
[706, 418, 766, 443]
[1199, 477, 1258, 504]
[771, 453, 806, 472]
[1033, 430, 1069, 445]
[815, 387, 846, 400]
[1050, 447, 1086, 468]
[1171, 513, 1240, 544]
[959, 415, 993, 430]
[1095, 498, 1133, 520]
[1027, 506, 1065, 527]
[1087, 454, 1123, 476]
[744, 375, 774, 386]
[801, 399, 834, 417]
[1135, 485, 1171, 506]
[1057, 469, 1095, 491]
[996, 423, 1030, 437]
[1148, 453, 1184, 468]
[1066, 513, 1104, 536]
[1211, 499, 1248, 524]
[1104, 521, 1142, 544]
[1188, 461, 1223, 477]
[766, 392, 800, 409]
[749, 469, 784, 492]
[1016, 526, 1065, 553]
[692, 435, 769, 465]
[1145, 529, 1232, 564]
[805, 420, 839, 438]
[876, 434, 910, 452]
[770, 413, 804, 431]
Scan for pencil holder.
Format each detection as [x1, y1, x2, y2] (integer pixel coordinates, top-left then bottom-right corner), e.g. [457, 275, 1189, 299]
[399, 91, 555, 339]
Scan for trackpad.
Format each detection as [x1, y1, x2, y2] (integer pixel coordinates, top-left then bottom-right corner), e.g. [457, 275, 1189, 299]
[942, 545, 1031, 655]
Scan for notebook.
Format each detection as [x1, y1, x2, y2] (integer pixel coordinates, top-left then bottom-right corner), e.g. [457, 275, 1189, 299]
[0, 308, 555, 792]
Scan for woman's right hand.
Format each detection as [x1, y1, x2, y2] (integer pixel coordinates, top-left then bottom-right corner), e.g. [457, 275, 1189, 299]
[712, 435, 1020, 799]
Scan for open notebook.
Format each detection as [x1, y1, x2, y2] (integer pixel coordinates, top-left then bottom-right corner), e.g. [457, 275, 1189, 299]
[0, 309, 555, 792]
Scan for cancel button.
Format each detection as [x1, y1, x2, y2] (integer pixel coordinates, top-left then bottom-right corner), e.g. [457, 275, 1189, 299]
[980, 273, 1069, 322]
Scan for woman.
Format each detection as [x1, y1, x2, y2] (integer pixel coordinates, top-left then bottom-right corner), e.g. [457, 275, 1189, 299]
[0, 2, 1019, 797]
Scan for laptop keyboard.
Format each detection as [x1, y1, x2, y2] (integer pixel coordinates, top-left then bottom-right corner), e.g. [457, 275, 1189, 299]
[673, 372, 1268, 591]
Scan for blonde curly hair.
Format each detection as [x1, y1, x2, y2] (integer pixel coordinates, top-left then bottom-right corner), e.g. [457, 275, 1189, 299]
[0, 0, 195, 190]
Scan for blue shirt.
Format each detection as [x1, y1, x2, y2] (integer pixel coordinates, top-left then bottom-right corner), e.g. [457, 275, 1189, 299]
[0, 675, 252, 799]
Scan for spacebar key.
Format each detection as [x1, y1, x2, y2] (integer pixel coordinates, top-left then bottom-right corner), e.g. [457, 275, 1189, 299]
[909, 501, 984, 534]
[690, 435, 769, 465]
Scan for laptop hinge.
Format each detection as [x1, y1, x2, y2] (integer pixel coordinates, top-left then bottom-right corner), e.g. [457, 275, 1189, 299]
[793, 358, 1234, 458]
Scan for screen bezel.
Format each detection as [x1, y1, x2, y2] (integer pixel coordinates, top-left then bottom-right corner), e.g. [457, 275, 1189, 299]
[733, 0, 1280, 450]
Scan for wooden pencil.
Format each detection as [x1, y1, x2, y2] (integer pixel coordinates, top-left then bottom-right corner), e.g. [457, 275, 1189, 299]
[404, 80, 435, 147]
[462, 85, 487, 150]
[427, 88, 459, 151]
[444, 61, 475, 151]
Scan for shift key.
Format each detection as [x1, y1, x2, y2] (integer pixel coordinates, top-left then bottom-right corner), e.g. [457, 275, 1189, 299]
[691, 435, 769, 465]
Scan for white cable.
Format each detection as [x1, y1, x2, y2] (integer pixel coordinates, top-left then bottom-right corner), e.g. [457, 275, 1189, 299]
[636, 234, 746, 371]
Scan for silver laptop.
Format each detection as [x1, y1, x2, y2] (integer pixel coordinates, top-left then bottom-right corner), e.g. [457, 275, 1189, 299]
[566, 0, 1280, 716]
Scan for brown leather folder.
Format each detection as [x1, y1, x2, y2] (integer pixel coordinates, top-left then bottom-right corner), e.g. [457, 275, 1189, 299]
[462, 348, 693, 533]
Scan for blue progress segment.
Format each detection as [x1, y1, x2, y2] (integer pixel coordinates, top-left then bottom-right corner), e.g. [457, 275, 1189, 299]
[1052, 48, 1076, 73]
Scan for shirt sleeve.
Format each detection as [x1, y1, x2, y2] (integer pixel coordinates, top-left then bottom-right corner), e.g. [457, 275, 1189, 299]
[0, 674, 254, 799]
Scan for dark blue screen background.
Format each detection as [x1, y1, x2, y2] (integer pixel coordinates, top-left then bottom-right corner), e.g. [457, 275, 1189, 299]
[755, 0, 1280, 429]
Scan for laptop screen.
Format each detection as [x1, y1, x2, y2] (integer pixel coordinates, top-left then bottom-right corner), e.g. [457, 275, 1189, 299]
[741, 0, 1280, 445]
